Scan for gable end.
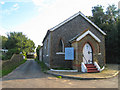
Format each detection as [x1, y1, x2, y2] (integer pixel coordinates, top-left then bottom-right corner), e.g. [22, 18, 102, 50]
[49, 11, 106, 36]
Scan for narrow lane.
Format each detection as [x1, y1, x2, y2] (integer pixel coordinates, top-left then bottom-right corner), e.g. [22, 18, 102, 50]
[2, 59, 47, 80]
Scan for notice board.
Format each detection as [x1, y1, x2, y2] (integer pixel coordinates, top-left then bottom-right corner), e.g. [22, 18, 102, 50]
[65, 47, 74, 60]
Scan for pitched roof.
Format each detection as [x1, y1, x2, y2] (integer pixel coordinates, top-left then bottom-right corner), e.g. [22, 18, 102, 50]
[49, 11, 106, 35]
[42, 30, 50, 43]
[42, 11, 106, 43]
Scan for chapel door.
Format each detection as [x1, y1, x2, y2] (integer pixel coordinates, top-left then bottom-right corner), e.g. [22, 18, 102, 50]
[83, 43, 93, 64]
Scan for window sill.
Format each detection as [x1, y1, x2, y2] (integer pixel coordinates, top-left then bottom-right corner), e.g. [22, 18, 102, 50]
[56, 52, 65, 55]
[98, 53, 101, 55]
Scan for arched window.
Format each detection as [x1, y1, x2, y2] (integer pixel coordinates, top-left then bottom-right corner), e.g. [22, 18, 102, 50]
[58, 39, 64, 52]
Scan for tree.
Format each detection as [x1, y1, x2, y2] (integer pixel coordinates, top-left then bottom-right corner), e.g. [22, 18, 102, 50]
[5, 32, 35, 59]
[91, 5, 105, 28]
[106, 4, 118, 24]
[1, 36, 8, 49]
[89, 4, 119, 64]
[117, 17, 120, 63]
[36, 45, 41, 60]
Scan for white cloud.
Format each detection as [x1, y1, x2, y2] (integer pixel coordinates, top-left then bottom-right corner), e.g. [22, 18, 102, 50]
[32, 0, 56, 12]
[2, 0, 120, 47]
[32, 0, 44, 6]
[0, 27, 8, 37]
[13, 3, 18, 7]
[2, 3, 19, 15]
[0, 2, 5, 4]
[15, 0, 120, 47]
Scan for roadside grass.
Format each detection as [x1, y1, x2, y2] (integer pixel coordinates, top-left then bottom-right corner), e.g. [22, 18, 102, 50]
[0, 70, 2, 78]
[35, 59, 49, 73]
[2, 59, 27, 77]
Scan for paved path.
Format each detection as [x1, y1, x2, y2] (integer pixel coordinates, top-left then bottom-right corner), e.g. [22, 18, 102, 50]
[2, 59, 47, 80]
[2, 59, 119, 88]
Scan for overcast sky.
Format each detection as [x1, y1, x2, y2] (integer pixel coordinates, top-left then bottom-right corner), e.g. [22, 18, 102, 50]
[0, 0, 119, 47]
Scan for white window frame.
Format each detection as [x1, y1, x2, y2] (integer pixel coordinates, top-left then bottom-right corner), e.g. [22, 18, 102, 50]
[56, 39, 65, 55]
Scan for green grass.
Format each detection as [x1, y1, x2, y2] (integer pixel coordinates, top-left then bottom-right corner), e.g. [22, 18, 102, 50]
[0, 70, 2, 77]
[2, 59, 27, 77]
[35, 59, 49, 72]
[57, 76, 62, 79]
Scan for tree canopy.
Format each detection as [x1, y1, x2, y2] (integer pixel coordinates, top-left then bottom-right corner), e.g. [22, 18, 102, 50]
[36, 45, 41, 60]
[1, 36, 8, 49]
[89, 4, 119, 63]
[1, 32, 36, 59]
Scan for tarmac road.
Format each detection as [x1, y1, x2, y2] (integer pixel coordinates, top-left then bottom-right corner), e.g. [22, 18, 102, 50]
[2, 59, 119, 88]
[2, 59, 46, 80]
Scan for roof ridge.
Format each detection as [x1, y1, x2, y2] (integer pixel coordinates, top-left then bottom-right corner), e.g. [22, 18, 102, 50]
[49, 11, 106, 35]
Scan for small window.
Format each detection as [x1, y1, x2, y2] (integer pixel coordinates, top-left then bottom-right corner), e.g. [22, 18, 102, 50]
[58, 39, 64, 52]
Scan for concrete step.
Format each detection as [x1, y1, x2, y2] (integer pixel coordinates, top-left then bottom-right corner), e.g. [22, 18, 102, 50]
[87, 68, 98, 70]
[87, 70, 99, 73]
[85, 64, 99, 73]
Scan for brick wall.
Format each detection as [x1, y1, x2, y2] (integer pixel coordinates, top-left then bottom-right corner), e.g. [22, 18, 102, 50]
[43, 15, 105, 69]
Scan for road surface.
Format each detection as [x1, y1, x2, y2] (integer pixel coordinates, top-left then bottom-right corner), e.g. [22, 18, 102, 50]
[2, 59, 119, 88]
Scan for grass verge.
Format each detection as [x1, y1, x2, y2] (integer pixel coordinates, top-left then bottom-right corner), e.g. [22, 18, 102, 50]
[2, 59, 27, 77]
[35, 59, 49, 73]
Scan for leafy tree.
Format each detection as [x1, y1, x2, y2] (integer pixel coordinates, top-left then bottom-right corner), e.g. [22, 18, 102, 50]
[89, 4, 119, 63]
[5, 32, 35, 59]
[91, 5, 105, 28]
[36, 45, 41, 60]
[1, 36, 8, 49]
[117, 17, 120, 63]
[106, 4, 118, 24]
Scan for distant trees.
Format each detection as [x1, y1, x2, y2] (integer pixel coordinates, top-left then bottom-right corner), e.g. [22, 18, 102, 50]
[36, 45, 41, 60]
[89, 4, 119, 63]
[1, 32, 36, 60]
[1, 36, 8, 49]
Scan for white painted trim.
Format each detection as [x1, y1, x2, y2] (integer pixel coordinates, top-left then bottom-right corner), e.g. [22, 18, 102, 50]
[94, 62, 100, 71]
[50, 12, 79, 31]
[98, 53, 101, 55]
[79, 12, 106, 35]
[49, 11, 106, 35]
[46, 55, 49, 57]
[56, 52, 65, 55]
[50, 69, 78, 72]
[100, 66, 105, 72]
[94, 62, 105, 72]
[76, 30, 101, 42]
[81, 62, 87, 72]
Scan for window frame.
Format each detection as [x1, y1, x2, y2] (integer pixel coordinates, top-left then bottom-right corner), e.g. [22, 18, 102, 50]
[56, 39, 65, 55]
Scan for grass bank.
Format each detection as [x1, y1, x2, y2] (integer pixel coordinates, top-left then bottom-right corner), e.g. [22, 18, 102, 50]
[2, 59, 27, 77]
[35, 59, 49, 72]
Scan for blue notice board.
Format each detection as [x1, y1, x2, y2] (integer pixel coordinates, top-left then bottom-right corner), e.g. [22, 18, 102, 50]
[65, 47, 74, 60]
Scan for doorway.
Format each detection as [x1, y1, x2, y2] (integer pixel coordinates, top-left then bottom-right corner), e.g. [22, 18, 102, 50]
[83, 43, 93, 64]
